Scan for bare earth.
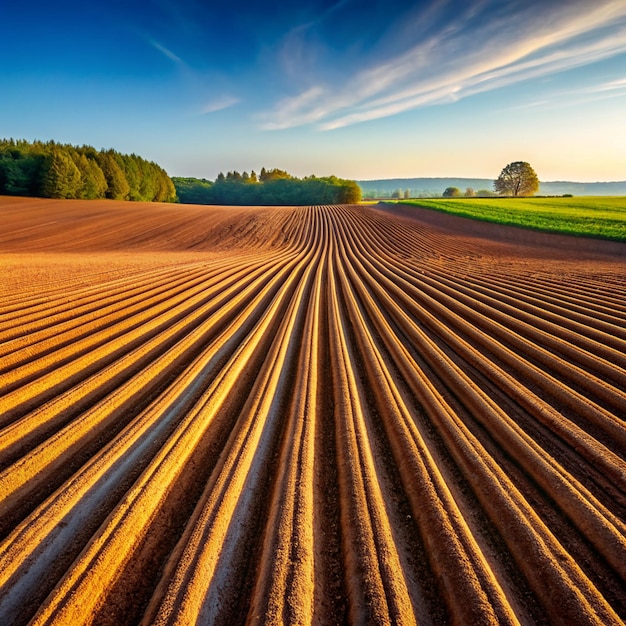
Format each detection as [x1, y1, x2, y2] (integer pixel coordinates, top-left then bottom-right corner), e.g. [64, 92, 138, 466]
[0, 196, 625, 625]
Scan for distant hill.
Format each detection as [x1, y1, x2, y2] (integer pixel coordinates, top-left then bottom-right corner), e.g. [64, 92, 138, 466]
[357, 177, 626, 198]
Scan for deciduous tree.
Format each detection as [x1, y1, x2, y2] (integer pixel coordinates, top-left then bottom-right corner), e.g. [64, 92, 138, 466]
[174, 169, 361, 205]
[494, 161, 539, 196]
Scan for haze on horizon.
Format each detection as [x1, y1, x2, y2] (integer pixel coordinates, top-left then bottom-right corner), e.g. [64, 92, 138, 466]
[1, 0, 625, 183]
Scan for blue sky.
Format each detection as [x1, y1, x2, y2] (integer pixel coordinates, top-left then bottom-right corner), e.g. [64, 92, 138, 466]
[2, 0, 625, 181]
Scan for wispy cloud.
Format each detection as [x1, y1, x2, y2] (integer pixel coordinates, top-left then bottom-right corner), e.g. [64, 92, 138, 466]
[507, 75, 626, 112]
[149, 39, 186, 65]
[260, 0, 626, 130]
[201, 95, 240, 114]
[259, 86, 329, 129]
[145, 35, 241, 116]
[588, 77, 626, 93]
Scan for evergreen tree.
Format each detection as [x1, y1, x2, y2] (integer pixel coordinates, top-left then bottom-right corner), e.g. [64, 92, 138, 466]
[75, 154, 107, 199]
[0, 138, 176, 203]
[41, 149, 82, 198]
[0, 141, 47, 196]
[260, 167, 291, 181]
[121, 154, 142, 200]
[154, 169, 177, 202]
[96, 151, 130, 200]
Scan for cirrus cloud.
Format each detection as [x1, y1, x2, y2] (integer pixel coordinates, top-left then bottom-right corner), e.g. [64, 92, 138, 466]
[259, 0, 626, 131]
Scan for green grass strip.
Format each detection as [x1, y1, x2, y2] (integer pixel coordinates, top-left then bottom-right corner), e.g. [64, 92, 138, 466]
[396, 197, 626, 242]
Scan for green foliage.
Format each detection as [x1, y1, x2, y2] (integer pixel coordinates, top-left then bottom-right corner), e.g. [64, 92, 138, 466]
[398, 196, 626, 241]
[494, 161, 539, 197]
[174, 170, 361, 206]
[75, 153, 108, 199]
[0, 140, 47, 196]
[120, 154, 142, 201]
[154, 172, 177, 203]
[96, 151, 130, 200]
[259, 167, 292, 182]
[443, 186, 461, 197]
[337, 179, 362, 203]
[0, 138, 177, 203]
[41, 149, 82, 198]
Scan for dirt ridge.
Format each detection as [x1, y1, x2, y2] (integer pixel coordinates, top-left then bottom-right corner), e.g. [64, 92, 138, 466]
[0, 198, 624, 625]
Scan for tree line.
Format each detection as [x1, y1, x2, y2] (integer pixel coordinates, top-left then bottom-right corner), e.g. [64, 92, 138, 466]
[0, 139, 177, 202]
[173, 167, 362, 205]
[442, 187, 497, 197]
[443, 162, 540, 198]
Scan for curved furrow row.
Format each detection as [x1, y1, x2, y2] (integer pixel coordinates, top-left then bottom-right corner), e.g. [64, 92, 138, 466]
[0, 208, 320, 466]
[432, 265, 626, 337]
[423, 268, 626, 360]
[329, 218, 519, 625]
[0, 262, 241, 364]
[332, 207, 625, 623]
[0, 247, 306, 525]
[0, 208, 324, 625]
[0, 214, 313, 376]
[357, 206, 626, 350]
[0, 241, 302, 336]
[392, 268, 626, 429]
[352, 259, 626, 583]
[245, 231, 328, 625]
[326, 238, 418, 625]
[346, 207, 626, 411]
[0, 262, 199, 324]
[0, 200, 624, 625]
[339, 208, 626, 479]
[367, 205, 626, 319]
[509, 274, 626, 310]
[446, 254, 626, 311]
[462, 272, 626, 327]
[131, 210, 327, 625]
[0, 255, 292, 422]
[400, 274, 626, 403]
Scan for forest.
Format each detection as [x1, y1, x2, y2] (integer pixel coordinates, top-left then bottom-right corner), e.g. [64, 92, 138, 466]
[173, 168, 362, 205]
[0, 140, 362, 206]
[0, 139, 177, 202]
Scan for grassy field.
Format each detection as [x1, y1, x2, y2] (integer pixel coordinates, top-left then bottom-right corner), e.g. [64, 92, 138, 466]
[397, 196, 626, 241]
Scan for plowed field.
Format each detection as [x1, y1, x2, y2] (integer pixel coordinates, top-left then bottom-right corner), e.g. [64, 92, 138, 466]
[1, 196, 625, 625]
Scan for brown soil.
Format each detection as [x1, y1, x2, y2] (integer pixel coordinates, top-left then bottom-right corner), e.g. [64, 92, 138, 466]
[0, 196, 624, 625]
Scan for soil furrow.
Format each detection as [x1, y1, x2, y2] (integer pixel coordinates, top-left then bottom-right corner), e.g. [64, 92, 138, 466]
[0, 199, 624, 625]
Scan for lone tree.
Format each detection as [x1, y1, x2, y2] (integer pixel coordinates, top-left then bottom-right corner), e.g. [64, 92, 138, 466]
[494, 161, 539, 196]
[442, 186, 461, 197]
